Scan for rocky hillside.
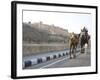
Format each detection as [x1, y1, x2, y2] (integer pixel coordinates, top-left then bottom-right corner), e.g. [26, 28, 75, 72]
[31, 22, 68, 36]
[23, 22, 69, 44]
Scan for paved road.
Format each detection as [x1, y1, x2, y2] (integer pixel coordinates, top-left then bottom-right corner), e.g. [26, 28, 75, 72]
[25, 49, 90, 69]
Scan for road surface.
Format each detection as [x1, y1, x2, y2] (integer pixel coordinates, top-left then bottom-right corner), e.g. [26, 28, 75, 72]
[25, 48, 90, 69]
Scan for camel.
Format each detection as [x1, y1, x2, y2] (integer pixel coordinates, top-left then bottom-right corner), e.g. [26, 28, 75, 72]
[69, 32, 80, 59]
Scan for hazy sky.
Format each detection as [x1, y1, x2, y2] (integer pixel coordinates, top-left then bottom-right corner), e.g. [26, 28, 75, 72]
[23, 10, 92, 34]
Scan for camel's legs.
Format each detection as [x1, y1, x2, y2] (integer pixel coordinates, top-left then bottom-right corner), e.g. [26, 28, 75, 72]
[72, 46, 76, 58]
[69, 44, 72, 59]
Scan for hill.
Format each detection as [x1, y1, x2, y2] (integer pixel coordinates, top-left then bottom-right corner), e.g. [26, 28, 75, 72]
[23, 22, 69, 44]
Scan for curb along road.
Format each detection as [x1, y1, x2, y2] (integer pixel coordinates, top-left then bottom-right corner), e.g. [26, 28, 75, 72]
[23, 48, 81, 68]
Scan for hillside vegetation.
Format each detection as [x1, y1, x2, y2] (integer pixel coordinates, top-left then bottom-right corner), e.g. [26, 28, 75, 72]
[23, 22, 69, 44]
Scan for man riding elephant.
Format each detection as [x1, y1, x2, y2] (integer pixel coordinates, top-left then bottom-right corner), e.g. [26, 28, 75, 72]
[80, 27, 90, 53]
